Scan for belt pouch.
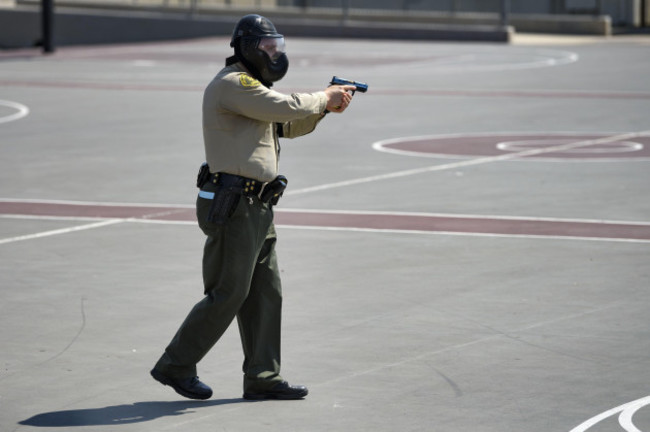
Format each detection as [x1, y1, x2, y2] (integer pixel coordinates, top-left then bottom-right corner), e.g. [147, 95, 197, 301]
[196, 162, 211, 188]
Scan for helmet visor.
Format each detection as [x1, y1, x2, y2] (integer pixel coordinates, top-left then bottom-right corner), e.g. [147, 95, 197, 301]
[257, 36, 286, 62]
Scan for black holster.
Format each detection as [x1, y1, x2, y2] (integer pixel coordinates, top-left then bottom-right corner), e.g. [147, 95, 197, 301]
[260, 175, 288, 206]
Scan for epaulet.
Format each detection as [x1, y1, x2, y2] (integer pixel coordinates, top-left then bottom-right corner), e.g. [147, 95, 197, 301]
[238, 73, 261, 89]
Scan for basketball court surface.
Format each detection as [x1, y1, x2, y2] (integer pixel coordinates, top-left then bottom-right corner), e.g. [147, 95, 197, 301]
[1, 32, 649, 431]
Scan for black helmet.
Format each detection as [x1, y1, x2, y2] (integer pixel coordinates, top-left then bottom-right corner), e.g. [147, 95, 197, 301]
[229, 14, 289, 87]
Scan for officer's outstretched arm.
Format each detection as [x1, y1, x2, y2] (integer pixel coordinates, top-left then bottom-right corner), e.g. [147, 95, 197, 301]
[278, 114, 324, 139]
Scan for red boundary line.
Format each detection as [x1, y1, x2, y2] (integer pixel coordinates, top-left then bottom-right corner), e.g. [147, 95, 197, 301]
[2, 201, 649, 241]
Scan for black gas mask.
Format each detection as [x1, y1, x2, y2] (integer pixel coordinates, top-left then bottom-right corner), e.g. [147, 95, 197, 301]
[229, 14, 289, 87]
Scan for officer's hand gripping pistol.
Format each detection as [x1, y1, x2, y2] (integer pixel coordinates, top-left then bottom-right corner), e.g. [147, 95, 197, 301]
[330, 76, 369, 95]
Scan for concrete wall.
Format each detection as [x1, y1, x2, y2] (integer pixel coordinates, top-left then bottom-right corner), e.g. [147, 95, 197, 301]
[0, 8, 236, 48]
[0, 6, 512, 49]
[279, 0, 642, 25]
[0, 2, 614, 50]
[279, 0, 547, 13]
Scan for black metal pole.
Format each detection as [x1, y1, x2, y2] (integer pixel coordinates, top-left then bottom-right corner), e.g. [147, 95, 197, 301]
[500, 0, 510, 27]
[41, 0, 54, 53]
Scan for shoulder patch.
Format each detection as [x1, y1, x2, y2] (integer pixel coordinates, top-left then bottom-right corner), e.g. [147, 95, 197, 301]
[239, 74, 261, 88]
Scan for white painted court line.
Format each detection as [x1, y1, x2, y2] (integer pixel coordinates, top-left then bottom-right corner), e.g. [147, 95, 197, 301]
[569, 395, 650, 432]
[286, 131, 650, 196]
[0, 197, 193, 208]
[0, 219, 123, 245]
[276, 208, 650, 227]
[0, 214, 117, 222]
[0, 100, 30, 124]
[6, 202, 649, 227]
[273, 224, 650, 244]
[3, 214, 649, 244]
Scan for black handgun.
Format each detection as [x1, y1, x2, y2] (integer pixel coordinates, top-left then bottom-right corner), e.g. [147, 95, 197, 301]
[330, 76, 369, 95]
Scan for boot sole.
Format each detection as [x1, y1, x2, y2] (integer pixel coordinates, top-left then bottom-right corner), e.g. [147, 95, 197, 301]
[243, 388, 308, 400]
[150, 368, 212, 400]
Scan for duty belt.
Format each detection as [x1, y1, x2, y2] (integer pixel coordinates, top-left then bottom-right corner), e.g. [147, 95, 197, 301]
[208, 172, 265, 197]
[196, 163, 287, 205]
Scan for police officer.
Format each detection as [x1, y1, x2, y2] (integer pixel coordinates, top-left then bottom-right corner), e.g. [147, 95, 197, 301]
[150, 14, 355, 400]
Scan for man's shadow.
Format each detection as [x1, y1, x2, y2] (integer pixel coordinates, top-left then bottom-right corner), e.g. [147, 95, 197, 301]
[18, 398, 244, 427]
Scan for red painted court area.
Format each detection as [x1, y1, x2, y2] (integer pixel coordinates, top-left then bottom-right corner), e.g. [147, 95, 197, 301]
[2, 200, 649, 242]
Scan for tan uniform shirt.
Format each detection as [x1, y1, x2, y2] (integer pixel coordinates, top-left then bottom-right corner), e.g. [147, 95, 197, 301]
[202, 63, 328, 182]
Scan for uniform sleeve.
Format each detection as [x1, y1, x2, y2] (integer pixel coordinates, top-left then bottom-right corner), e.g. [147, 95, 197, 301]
[278, 114, 326, 139]
[220, 73, 328, 123]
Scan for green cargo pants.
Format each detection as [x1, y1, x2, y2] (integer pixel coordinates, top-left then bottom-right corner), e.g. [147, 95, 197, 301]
[154, 181, 284, 393]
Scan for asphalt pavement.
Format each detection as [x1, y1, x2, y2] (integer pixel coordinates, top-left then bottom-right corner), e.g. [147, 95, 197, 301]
[1, 32, 649, 432]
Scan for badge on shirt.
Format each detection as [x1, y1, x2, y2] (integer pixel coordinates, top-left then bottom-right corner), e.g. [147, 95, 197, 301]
[239, 74, 261, 88]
